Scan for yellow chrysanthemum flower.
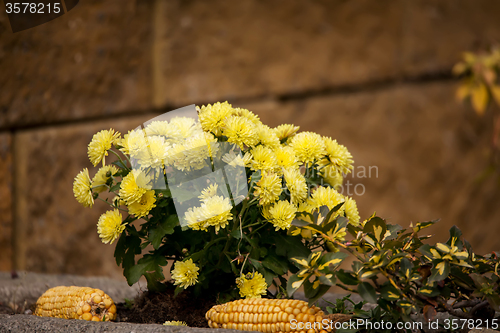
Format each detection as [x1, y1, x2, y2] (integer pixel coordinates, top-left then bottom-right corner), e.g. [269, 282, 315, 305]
[135, 135, 169, 169]
[236, 272, 268, 299]
[170, 132, 217, 171]
[318, 137, 354, 175]
[274, 124, 300, 141]
[73, 168, 94, 208]
[97, 209, 126, 244]
[257, 124, 280, 149]
[168, 116, 202, 141]
[343, 197, 360, 226]
[185, 195, 233, 232]
[119, 170, 152, 205]
[232, 107, 261, 125]
[88, 129, 121, 166]
[198, 101, 233, 136]
[120, 129, 148, 157]
[320, 165, 344, 190]
[144, 121, 170, 137]
[198, 183, 218, 200]
[283, 168, 308, 204]
[274, 146, 298, 170]
[222, 151, 252, 167]
[290, 131, 326, 165]
[92, 165, 118, 194]
[163, 321, 188, 327]
[128, 189, 156, 218]
[171, 259, 199, 289]
[267, 200, 297, 230]
[254, 172, 282, 206]
[308, 186, 344, 211]
[223, 116, 259, 149]
[250, 145, 278, 172]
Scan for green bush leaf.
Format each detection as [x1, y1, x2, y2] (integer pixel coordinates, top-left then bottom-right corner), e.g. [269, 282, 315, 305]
[336, 270, 359, 285]
[364, 216, 387, 242]
[148, 215, 177, 250]
[428, 260, 450, 282]
[358, 282, 377, 304]
[286, 274, 305, 297]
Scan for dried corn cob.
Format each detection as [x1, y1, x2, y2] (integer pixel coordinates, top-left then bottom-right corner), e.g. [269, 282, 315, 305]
[34, 286, 117, 321]
[206, 298, 349, 333]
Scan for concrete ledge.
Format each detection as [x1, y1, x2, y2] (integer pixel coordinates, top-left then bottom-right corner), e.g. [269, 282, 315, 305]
[0, 314, 243, 333]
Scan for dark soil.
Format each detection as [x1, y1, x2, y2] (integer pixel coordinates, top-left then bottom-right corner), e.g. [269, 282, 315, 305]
[117, 288, 215, 327]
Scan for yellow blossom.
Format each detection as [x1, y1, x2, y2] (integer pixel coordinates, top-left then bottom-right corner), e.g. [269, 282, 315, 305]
[168, 116, 202, 141]
[144, 121, 170, 137]
[97, 209, 126, 244]
[267, 200, 297, 230]
[250, 145, 278, 172]
[120, 129, 148, 157]
[283, 168, 308, 204]
[223, 116, 259, 149]
[343, 197, 360, 226]
[185, 195, 233, 232]
[73, 168, 94, 208]
[254, 172, 282, 206]
[320, 165, 343, 190]
[88, 129, 121, 166]
[318, 137, 354, 175]
[198, 101, 233, 136]
[290, 131, 326, 165]
[222, 151, 252, 167]
[198, 184, 219, 200]
[163, 321, 188, 327]
[274, 124, 300, 141]
[136, 135, 169, 169]
[128, 190, 156, 218]
[171, 259, 199, 289]
[308, 186, 344, 212]
[232, 107, 261, 125]
[119, 170, 152, 205]
[257, 124, 280, 149]
[274, 146, 298, 170]
[92, 165, 118, 194]
[236, 272, 268, 298]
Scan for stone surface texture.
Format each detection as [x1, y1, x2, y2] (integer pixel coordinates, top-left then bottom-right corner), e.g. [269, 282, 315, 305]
[246, 82, 500, 253]
[0, 0, 153, 129]
[13, 115, 156, 278]
[1, 0, 500, 279]
[0, 133, 12, 271]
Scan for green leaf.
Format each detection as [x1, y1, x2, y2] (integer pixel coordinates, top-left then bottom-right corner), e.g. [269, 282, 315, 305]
[399, 258, 413, 280]
[318, 252, 348, 271]
[303, 279, 320, 299]
[308, 284, 330, 307]
[380, 284, 401, 301]
[323, 202, 345, 224]
[287, 274, 304, 297]
[262, 255, 287, 275]
[358, 282, 377, 304]
[336, 270, 359, 285]
[273, 234, 310, 258]
[418, 244, 434, 259]
[148, 215, 177, 250]
[126, 254, 167, 286]
[364, 216, 387, 242]
[385, 224, 403, 240]
[109, 183, 121, 192]
[114, 233, 127, 266]
[112, 159, 128, 169]
[418, 285, 440, 297]
[428, 260, 450, 282]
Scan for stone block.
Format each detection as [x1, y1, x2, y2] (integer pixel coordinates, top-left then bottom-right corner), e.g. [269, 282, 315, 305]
[0, 133, 12, 271]
[0, 0, 153, 129]
[154, 0, 404, 106]
[402, 0, 500, 77]
[13, 115, 154, 278]
[244, 82, 499, 254]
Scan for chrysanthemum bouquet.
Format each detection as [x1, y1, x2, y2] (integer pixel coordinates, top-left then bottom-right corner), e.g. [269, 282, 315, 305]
[74, 102, 500, 323]
[73, 102, 359, 301]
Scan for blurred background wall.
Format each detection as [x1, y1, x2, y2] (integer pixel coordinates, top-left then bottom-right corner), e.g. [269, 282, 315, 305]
[1, 0, 500, 279]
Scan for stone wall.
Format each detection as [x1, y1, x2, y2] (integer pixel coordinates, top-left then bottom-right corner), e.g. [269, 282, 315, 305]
[1, 0, 500, 279]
